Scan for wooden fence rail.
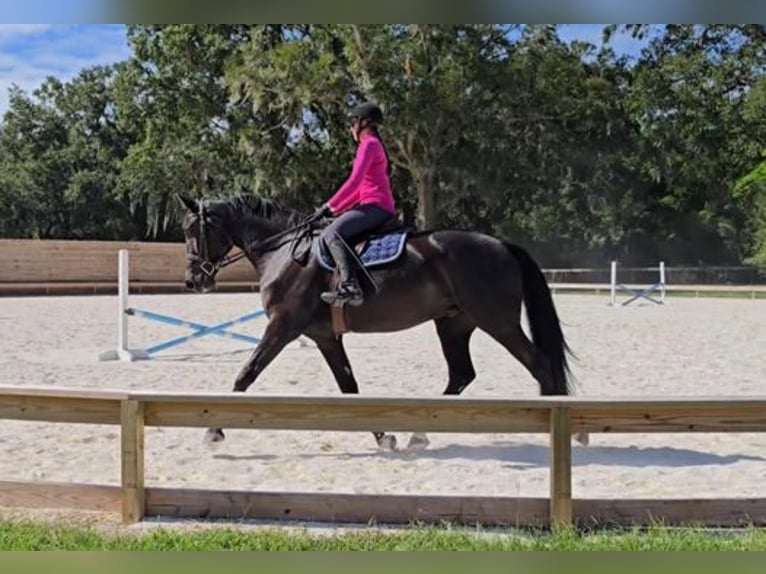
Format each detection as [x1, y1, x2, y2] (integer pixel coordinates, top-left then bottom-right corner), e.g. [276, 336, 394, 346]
[0, 239, 257, 295]
[2, 386, 766, 528]
[4, 239, 766, 298]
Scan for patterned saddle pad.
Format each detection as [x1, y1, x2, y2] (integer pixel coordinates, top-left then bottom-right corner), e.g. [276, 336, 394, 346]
[314, 231, 408, 271]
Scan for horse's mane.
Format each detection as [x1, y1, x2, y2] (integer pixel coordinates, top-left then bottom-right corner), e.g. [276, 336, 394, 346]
[226, 194, 307, 228]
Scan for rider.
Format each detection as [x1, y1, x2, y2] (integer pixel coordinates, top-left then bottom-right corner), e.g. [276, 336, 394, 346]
[314, 101, 397, 307]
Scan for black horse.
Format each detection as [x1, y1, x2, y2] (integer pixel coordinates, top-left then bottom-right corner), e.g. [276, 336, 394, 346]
[180, 194, 585, 450]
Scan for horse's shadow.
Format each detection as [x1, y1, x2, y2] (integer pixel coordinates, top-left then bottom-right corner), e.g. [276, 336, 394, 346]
[214, 441, 765, 469]
[146, 340, 317, 363]
[371, 442, 766, 469]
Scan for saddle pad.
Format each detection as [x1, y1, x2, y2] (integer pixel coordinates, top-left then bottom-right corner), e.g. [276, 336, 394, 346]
[315, 231, 408, 271]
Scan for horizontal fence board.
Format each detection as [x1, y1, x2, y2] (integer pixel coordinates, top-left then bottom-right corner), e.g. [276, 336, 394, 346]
[558, 397, 766, 408]
[145, 488, 551, 527]
[0, 480, 120, 513]
[132, 393, 562, 406]
[1, 480, 762, 528]
[574, 498, 766, 528]
[0, 386, 128, 400]
[128, 392, 766, 407]
[2, 387, 766, 432]
[141, 399, 550, 433]
[0, 281, 260, 296]
[0, 239, 257, 286]
[551, 283, 766, 293]
[0, 387, 124, 424]
[572, 406, 766, 433]
[144, 489, 766, 528]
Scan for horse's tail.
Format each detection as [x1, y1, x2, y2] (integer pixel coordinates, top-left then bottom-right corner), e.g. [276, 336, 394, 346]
[504, 242, 573, 395]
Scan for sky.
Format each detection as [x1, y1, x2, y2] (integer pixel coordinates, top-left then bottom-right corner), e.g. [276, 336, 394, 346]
[0, 24, 131, 116]
[0, 24, 647, 117]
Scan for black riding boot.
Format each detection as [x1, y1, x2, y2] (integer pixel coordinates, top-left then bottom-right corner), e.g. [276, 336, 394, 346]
[321, 239, 363, 307]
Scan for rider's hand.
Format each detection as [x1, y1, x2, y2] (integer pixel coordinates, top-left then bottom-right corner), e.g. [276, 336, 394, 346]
[313, 204, 332, 220]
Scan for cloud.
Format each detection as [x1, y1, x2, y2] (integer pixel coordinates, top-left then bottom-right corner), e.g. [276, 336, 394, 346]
[0, 25, 54, 40]
[0, 24, 132, 117]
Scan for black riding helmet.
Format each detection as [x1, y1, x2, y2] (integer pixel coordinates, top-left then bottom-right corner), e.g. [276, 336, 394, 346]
[347, 102, 384, 126]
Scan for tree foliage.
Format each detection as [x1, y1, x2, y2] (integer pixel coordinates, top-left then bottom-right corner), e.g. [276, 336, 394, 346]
[1, 24, 765, 266]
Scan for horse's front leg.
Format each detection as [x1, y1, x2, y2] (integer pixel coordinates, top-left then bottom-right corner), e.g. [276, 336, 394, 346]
[205, 312, 301, 444]
[312, 334, 398, 451]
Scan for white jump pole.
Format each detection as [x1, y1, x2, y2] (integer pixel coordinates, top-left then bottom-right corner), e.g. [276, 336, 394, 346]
[99, 249, 150, 362]
[660, 260, 666, 303]
[610, 260, 617, 306]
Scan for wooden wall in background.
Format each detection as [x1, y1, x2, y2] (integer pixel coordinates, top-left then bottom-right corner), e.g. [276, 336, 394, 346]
[0, 239, 258, 295]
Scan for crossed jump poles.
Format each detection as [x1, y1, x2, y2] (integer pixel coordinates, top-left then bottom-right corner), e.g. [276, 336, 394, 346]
[609, 260, 666, 307]
[99, 249, 269, 362]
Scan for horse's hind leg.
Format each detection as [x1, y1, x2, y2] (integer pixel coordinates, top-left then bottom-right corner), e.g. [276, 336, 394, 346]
[313, 334, 397, 451]
[436, 313, 478, 395]
[405, 314, 478, 451]
[482, 321, 557, 394]
[476, 320, 589, 446]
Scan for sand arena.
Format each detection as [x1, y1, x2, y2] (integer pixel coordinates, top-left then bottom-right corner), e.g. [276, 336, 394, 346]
[0, 292, 764, 501]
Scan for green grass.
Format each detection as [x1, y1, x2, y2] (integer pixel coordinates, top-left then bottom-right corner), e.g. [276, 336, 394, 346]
[2, 519, 766, 550]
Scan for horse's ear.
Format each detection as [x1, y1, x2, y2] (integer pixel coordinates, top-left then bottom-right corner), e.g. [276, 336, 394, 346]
[177, 194, 199, 214]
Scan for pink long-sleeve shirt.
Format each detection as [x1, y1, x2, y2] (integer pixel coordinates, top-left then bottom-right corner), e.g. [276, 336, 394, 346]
[327, 133, 396, 216]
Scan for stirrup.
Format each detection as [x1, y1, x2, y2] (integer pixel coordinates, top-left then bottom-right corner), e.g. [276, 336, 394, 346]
[342, 283, 364, 306]
[320, 290, 338, 305]
[321, 282, 363, 307]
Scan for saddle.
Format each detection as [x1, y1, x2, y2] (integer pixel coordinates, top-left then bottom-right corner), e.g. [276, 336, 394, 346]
[312, 216, 409, 272]
[311, 215, 410, 338]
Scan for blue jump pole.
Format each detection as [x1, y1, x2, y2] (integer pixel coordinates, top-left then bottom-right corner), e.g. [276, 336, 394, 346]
[98, 249, 270, 362]
[128, 308, 266, 355]
[609, 260, 667, 307]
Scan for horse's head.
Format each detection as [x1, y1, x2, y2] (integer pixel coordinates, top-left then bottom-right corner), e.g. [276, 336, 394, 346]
[178, 195, 235, 293]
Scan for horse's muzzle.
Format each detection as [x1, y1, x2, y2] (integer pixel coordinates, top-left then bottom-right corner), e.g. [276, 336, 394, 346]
[185, 272, 215, 294]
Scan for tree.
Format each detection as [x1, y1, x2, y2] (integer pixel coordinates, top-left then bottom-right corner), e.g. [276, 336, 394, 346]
[227, 24, 518, 228]
[0, 67, 131, 239]
[113, 25, 252, 240]
[3, 24, 766, 268]
[609, 25, 766, 263]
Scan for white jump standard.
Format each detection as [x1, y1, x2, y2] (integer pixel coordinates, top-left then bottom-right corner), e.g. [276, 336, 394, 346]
[99, 249, 266, 362]
[609, 261, 667, 306]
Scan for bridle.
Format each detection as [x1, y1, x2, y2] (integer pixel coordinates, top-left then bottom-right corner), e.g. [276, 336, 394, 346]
[187, 199, 320, 280]
[185, 199, 245, 279]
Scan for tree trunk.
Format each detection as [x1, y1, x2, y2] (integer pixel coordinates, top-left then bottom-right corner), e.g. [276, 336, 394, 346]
[415, 167, 437, 229]
[132, 196, 148, 241]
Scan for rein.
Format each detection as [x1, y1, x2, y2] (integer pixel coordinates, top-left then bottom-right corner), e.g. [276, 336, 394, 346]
[189, 199, 318, 278]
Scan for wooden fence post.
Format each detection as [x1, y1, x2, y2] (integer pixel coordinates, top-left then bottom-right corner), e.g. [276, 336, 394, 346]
[121, 399, 145, 523]
[549, 406, 572, 528]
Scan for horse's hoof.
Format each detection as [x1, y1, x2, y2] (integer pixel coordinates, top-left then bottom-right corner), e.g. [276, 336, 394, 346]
[406, 432, 430, 451]
[377, 434, 397, 451]
[574, 431, 590, 446]
[204, 428, 226, 446]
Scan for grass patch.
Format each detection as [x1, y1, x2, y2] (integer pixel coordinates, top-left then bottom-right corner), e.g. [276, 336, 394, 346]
[2, 519, 766, 550]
